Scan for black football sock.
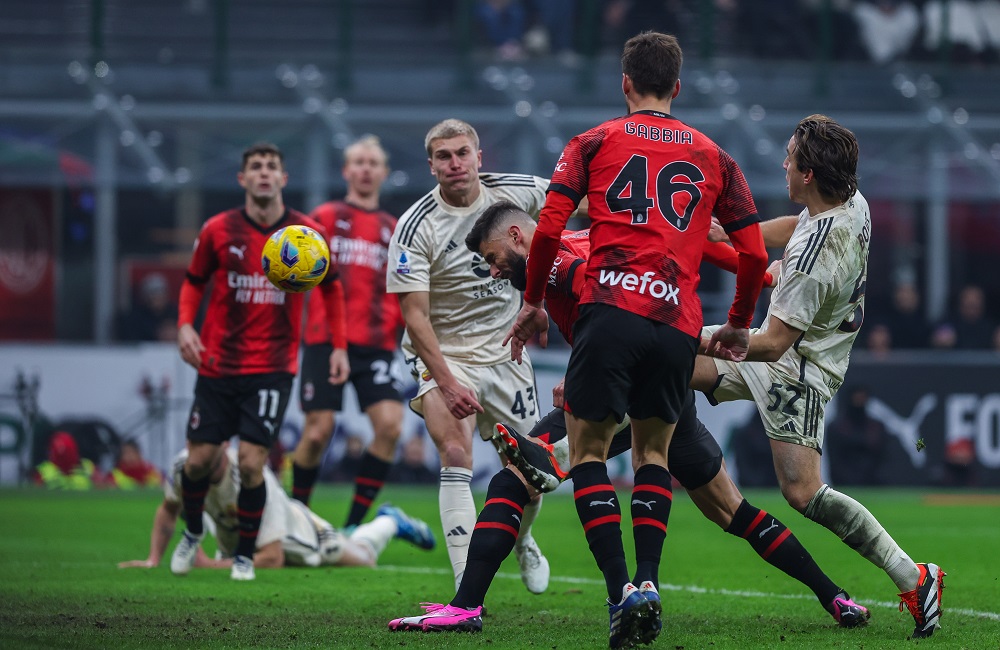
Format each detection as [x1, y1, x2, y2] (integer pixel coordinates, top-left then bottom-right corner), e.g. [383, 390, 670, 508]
[291, 462, 319, 506]
[725, 498, 840, 607]
[451, 468, 531, 609]
[345, 451, 392, 527]
[235, 481, 267, 559]
[180, 470, 210, 536]
[571, 461, 630, 601]
[631, 464, 673, 589]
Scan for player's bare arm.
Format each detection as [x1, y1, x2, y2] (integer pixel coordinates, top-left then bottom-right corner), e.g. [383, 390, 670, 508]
[503, 301, 549, 364]
[397, 290, 483, 419]
[328, 348, 350, 385]
[195, 540, 285, 569]
[744, 315, 803, 362]
[710, 215, 798, 248]
[117, 500, 180, 568]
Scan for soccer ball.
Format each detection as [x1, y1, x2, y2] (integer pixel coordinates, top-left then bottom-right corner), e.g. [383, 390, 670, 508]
[261, 225, 330, 293]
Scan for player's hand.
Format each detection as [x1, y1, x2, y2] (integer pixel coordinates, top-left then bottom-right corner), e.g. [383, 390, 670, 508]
[503, 303, 549, 364]
[705, 322, 751, 362]
[177, 324, 205, 369]
[765, 259, 781, 287]
[328, 348, 350, 385]
[118, 558, 157, 569]
[708, 217, 730, 243]
[552, 377, 566, 410]
[440, 381, 484, 420]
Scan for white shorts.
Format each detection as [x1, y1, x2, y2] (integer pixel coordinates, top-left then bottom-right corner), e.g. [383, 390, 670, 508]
[282, 499, 347, 567]
[703, 328, 827, 451]
[409, 353, 538, 441]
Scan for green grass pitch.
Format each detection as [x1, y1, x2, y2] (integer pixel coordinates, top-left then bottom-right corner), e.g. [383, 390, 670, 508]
[1, 485, 997, 649]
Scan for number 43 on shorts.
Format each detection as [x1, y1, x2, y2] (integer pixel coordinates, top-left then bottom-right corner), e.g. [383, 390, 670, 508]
[510, 387, 537, 420]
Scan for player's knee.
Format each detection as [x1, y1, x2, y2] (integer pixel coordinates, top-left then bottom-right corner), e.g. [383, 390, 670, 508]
[780, 482, 814, 513]
[439, 442, 471, 468]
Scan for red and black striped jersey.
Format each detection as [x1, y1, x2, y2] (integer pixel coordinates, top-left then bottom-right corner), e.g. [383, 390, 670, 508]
[541, 110, 759, 337]
[303, 201, 402, 350]
[544, 230, 591, 346]
[185, 208, 332, 378]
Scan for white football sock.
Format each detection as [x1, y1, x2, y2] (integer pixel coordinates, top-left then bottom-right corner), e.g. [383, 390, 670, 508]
[805, 484, 920, 591]
[350, 515, 397, 560]
[440, 466, 475, 591]
[515, 494, 542, 547]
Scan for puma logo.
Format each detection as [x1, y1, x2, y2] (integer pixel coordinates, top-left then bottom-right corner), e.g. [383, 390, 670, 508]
[229, 244, 247, 260]
[866, 394, 937, 468]
[262, 420, 276, 436]
[631, 499, 656, 510]
[758, 519, 780, 538]
[589, 497, 616, 508]
[512, 513, 521, 524]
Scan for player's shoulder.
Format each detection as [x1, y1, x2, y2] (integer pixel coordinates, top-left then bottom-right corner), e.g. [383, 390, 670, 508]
[394, 191, 438, 246]
[202, 207, 243, 231]
[479, 172, 542, 189]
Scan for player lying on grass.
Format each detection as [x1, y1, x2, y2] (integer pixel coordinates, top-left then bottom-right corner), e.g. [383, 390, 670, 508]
[386, 201, 869, 636]
[119, 442, 435, 572]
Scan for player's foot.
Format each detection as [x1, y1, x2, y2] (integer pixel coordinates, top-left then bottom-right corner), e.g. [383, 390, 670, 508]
[608, 583, 652, 649]
[230, 555, 256, 581]
[636, 581, 663, 644]
[514, 535, 550, 594]
[169, 529, 204, 576]
[491, 422, 567, 493]
[388, 603, 483, 632]
[828, 591, 870, 628]
[898, 563, 945, 638]
[377, 503, 436, 550]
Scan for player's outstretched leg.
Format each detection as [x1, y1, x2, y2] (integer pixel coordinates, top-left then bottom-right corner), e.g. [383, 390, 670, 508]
[388, 603, 484, 632]
[491, 422, 567, 492]
[898, 563, 946, 639]
[724, 498, 870, 627]
[376, 503, 436, 550]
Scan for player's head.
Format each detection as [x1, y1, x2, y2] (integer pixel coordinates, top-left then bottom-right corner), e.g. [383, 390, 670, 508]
[785, 115, 859, 205]
[465, 199, 536, 290]
[342, 134, 389, 199]
[621, 31, 682, 103]
[425, 119, 483, 203]
[239, 141, 288, 202]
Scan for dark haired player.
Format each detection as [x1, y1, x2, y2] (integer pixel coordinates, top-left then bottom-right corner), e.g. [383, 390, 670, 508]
[291, 135, 408, 531]
[171, 142, 350, 581]
[505, 31, 768, 647]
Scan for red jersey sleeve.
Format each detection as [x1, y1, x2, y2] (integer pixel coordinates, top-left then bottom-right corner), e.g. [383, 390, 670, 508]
[186, 219, 218, 284]
[713, 148, 759, 232]
[525, 192, 578, 304]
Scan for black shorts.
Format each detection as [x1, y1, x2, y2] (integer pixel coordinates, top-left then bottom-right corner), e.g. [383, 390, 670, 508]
[565, 304, 698, 424]
[299, 344, 403, 413]
[187, 372, 293, 448]
[528, 391, 723, 490]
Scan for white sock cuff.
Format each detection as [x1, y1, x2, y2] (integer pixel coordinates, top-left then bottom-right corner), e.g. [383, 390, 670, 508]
[440, 466, 474, 483]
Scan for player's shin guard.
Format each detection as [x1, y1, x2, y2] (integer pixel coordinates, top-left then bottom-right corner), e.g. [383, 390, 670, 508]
[726, 498, 840, 606]
[440, 466, 476, 590]
[571, 461, 629, 600]
[805, 484, 919, 592]
[180, 470, 210, 536]
[631, 464, 672, 589]
[345, 451, 392, 527]
[452, 468, 531, 609]
[291, 462, 319, 506]
[235, 481, 266, 559]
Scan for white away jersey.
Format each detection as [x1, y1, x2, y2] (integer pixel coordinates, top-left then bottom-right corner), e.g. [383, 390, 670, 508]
[387, 173, 548, 365]
[762, 191, 870, 398]
[166, 447, 326, 563]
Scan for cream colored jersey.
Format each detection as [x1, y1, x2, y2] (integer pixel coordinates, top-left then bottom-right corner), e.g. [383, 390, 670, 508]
[166, 448, 308, 560]
[387, 173, 548, 366]
[764, 191, 871, 398]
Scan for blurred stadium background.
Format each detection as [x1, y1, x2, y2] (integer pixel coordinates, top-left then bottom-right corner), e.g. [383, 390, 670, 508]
[1, 0, 999, 489]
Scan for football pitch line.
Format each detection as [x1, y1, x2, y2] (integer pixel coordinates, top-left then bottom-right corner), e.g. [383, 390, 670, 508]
[378, 564, 1000, 622]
